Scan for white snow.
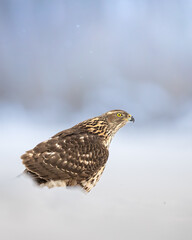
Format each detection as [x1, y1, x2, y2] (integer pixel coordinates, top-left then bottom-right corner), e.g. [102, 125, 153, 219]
[0, 119, 191, 240]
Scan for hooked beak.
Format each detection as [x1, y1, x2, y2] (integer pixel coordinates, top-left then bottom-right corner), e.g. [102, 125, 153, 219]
[130, 116, 135, 123]
[126, 115, 135, 123]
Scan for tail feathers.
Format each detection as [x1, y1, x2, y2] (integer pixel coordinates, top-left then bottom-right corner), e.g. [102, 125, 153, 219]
[23, 169, 47, 185]
[16, 172, 24, 178]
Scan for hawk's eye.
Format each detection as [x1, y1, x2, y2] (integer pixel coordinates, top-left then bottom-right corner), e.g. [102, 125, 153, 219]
[117, 113, 122, 117]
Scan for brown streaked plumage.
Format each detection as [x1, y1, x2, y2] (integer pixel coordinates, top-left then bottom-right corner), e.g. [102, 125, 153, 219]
[21, 110, 135, 192]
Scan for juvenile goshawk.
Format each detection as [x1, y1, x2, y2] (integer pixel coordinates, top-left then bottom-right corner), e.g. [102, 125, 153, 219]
[21, 110, 135, 192]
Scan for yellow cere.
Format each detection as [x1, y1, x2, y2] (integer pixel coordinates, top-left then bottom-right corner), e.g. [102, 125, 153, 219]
[117, 113, 122, 117]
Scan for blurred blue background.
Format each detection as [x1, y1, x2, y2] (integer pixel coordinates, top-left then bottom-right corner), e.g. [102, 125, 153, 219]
[0, 1, 192, 240]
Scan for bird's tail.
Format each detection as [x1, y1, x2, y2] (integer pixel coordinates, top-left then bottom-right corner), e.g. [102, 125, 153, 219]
[23, 169, 47, 185]
[16, 170, 26, 178]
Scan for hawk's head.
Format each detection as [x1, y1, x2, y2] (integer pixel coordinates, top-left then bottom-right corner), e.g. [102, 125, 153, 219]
[77, 110, 134, 146]
[104, 109, 135, 133]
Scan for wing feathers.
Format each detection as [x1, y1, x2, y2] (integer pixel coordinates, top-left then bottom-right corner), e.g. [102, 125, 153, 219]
[21, 132, 109, 190]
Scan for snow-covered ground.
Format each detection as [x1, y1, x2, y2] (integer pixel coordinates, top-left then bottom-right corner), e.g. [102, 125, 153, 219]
[0, 119, 192, 240]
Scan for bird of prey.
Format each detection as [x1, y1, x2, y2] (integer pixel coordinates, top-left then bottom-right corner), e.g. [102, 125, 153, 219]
[21, 110, 135, 192]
